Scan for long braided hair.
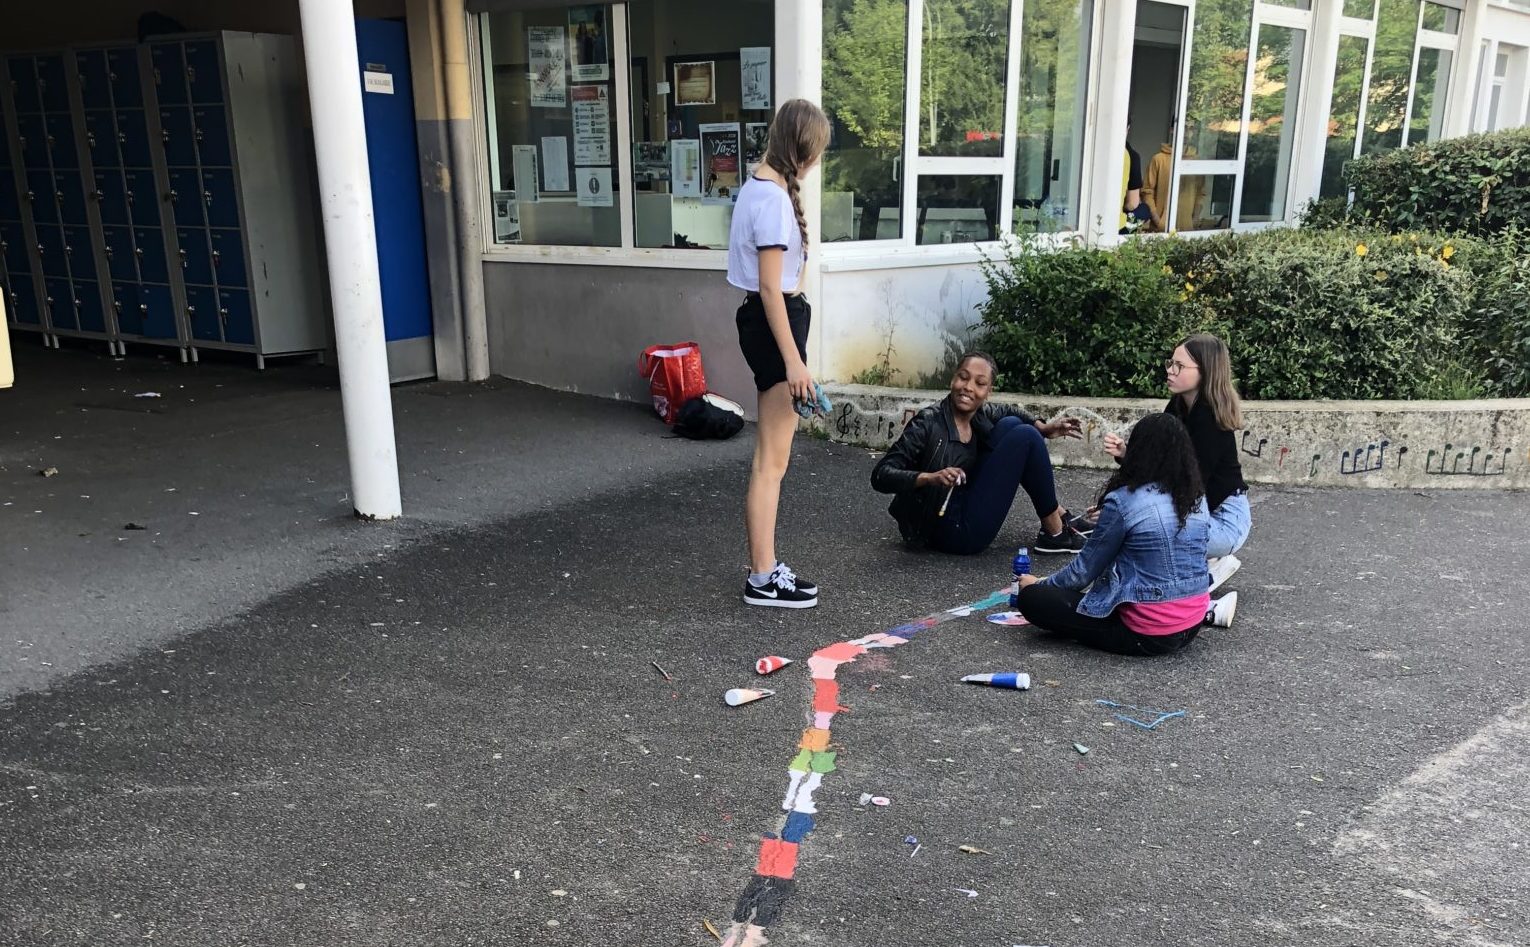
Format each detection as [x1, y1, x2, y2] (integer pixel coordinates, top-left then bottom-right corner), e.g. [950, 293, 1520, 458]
[763, 99, 830, 256]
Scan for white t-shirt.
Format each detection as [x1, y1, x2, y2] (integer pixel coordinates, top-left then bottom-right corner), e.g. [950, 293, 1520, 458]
[726, 176, 804, 293]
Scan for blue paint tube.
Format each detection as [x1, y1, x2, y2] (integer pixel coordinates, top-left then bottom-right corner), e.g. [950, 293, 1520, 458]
[961, 672, 1031, 690]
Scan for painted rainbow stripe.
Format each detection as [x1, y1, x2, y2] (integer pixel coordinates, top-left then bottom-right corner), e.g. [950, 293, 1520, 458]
[719, 588, 1011, 946]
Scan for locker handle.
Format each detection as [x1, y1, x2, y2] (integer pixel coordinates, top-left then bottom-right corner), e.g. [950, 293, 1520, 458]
[167, 188, 177, 203]
[211, 249, 221, 267]
[134, 246, 144, 259]
[87, 132, 97, 148]
[218, 307, 228, 320]
[92, 189, 103, 201]
[113, 299, 122, 312]
[178, 249, 187, 266]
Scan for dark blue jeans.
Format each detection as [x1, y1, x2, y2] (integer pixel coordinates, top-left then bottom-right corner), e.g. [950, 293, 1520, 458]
[930, 416, 1059, 555]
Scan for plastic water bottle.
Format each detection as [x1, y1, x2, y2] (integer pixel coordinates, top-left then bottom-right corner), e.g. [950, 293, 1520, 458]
[1009, 546, 1031, 609]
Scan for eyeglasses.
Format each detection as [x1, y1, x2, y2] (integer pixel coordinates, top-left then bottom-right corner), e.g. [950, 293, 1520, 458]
[1164, 359, 1198, 376]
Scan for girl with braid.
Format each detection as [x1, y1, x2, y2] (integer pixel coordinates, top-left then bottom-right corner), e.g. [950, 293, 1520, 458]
[726, 99, 831, 609]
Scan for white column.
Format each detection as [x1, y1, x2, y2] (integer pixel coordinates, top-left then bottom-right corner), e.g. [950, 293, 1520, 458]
[774, 0, 825, 377]
[1082, 0, 1137, 246]
[1444, 0, 1487, 138]
[1289, 0, 1345, 208]
[298, 0, 404, 520]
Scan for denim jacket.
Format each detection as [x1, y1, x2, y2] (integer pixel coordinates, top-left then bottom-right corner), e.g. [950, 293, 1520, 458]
[1042, 484, 1210, 618]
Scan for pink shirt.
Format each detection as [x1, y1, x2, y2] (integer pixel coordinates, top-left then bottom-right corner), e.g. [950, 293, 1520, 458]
[1120, 593, 1210, 636]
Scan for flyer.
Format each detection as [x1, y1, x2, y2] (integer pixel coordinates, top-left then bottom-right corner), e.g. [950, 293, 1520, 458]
[633, 141, 671, 184]
[740, 47, 772, 110]
[529, 27, 567, 108]
[541, 136, 571, 192]
[744, 122, 768, 176]
[699, 122, 741, 204]
[511, 144, 541, 203]
[576, 167, 613, 207]
[671, 139, 701, 198]
[567, 6, 609, 82]
[674, 60, 716, 106]
[572, 85, 611, 165]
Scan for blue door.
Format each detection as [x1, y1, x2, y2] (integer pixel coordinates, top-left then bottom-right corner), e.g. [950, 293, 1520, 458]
[357, 18, 434, 380]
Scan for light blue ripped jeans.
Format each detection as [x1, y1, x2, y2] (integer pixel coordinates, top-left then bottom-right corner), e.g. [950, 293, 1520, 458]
[1207, 492, 1251, 559]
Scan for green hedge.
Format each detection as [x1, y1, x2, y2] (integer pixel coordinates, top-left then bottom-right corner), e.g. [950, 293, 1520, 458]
[1341, 127, 1530, 236]
[978, 226, 1527, 400]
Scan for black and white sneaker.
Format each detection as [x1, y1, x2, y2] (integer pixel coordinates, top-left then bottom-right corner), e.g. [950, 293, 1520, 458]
[1064, 510, 1095, 536]
[744, 568, 818, 609]
[774, 562, 817, 596]
[1032, 526, 1086, 554]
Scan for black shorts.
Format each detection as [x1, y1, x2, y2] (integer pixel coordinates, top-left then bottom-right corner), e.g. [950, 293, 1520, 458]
[736, 293, 810, 392]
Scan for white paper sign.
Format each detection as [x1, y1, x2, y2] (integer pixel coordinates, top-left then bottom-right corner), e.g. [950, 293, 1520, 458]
[671, 139, 701, 198]
[572, 85, 611, 166]
[740, 47, 771, 110]
[529, 27, 567, 108]
[576, 167, 613, 207]
[511, 145, 540, 203]
[541, 136, 570, 191]
[363, 70, 395, 95]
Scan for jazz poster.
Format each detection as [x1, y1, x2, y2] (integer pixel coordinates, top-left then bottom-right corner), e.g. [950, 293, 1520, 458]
[699, 123, 741, 205]
[528, 26, 567, 108]
[567, 5, 609, 82]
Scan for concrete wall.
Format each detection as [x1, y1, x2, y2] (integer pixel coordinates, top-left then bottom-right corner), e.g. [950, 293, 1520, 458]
[810, 383, 1530, 490]
[818, 262, 990, 384]
[483, 261, 757, 409]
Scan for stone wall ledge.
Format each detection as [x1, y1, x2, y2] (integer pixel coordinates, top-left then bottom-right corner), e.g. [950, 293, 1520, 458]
[808, 383, 1530, 490]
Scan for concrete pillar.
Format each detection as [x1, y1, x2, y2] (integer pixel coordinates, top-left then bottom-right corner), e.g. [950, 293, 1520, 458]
[1444, 0, 1487, 138]
[774, 0, 825, 378]
[437, 0, 490, 382]
[297, 0, 403, 520]
[1289, 0, 1346, 208]
[1083, 0, 1137, 245]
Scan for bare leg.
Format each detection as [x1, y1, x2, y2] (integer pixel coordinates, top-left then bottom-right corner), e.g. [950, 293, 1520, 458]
[1041, 506, 1064, 535]
[745, 383, 798, 575]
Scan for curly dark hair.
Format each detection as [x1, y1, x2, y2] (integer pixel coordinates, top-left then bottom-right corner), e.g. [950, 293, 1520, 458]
[1098, 413, 1205, 526]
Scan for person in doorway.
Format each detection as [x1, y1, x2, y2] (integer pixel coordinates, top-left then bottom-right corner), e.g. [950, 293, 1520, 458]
[728, 99, 832, 609]
[1017, 413, 1233, 657]
[870, 352, 1088, 556]
[1143, 118, 1175, 233]
[1120, 118, 1151, 234]
[1104, 333, 1250, 596]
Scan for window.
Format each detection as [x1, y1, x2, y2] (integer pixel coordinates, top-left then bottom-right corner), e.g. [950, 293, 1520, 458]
[1239, 24, 1305, 222]
[918, 0, 1012, 157]
[1419, 1, 1459, 34]
[481, 6, 621, 247]
[1320, 33, 1369, 199]
[1013, 0, 1092, 232]
[823, 0, 909, 242]
[1177, 174, 1235, 231]
[1362, 0, 1419, 155]
[626, 0, 775, 249]
[1406, 45, 1452, 146]
[1182, 0, 1255, 162]
[1342, 0, 1374, 18]
[916, 175, 1000, 243]
[1487, 48, 1511, 130]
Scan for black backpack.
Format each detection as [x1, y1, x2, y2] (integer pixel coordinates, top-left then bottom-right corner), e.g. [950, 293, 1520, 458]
[673, 394, 744, 440]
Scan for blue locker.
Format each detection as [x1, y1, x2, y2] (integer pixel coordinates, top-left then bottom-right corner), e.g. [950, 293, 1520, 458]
[0, 172, 20, 220]
[36, 225, 68, 277]
[138, 283, 176, 338]
[149, 43, 187, 105]
[208, 228, 245, 287]
[16, 114, 48, 166]
[114, 109, 151, 166]
[74, 279, 105, 333]
[76, 51, 112, 109]
[56, 170, 88, 224]
[1, 227, 30, 272]
[36, 56, 70, 113]
[83, 111, 119, 167]
[110, 281, 142, 334]
[27, 170, 59, 221]
[133, 228, 168, 283]
[159, 106, 197, 167]
[192, 106, 230, 166]
[45, 112, 78, 168]
[184, 42, 223, 103]
[94, 170, 129, 225]
[184, 283, 220, 340]
[107, 48, 143, 108]
[62, 225, 95, 279]
[218, 287, 253, 345]
[178, 227, 213, 285]
[8, 58, 41, 113]
[44, 276, 76, 330]
[121, 169, 158, 227]
[200, 168, 238, 228]
[166, 167, 203, 227]
[102, 225, 136, 281]
[10, 274, 42, 325]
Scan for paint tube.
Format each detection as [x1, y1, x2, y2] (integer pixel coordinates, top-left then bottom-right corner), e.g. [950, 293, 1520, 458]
[960, 672, 1031, 690]
[725, 687, 776, 707]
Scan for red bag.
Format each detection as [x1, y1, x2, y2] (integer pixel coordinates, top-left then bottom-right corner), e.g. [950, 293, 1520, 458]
[638, 342, 708, 424]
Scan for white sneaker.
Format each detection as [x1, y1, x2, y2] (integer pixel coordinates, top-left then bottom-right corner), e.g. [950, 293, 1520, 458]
[1208, 555, 1242, 593]
[1207, 592, 1238, 628]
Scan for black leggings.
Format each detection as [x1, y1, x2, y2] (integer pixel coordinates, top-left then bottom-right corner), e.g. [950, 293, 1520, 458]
[930, 417, 1059, 555]
[1017, 584, 1201, 657]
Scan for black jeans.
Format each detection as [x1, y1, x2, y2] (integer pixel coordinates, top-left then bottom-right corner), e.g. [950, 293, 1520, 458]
[1017, 583, 1201, 657]
[930, 416, 1059, 555]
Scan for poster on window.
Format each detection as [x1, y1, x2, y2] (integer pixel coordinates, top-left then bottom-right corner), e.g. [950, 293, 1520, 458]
[541, 136, 571, 192]
[671, 139, 701, 198]
[493, 192, 522, 243]
[572, 85, 611, 166]
[529, 27, 567, 108]
[567, 6, 609, 82]
[576, 167, 613, 207]
[634, 141, 671, 185]
[511, 144, 541, 203]
[744, 122, 768, 177]
[674, 61, 716, 107]
[699, 123, 741, 205]
[740, 47, 772, 110]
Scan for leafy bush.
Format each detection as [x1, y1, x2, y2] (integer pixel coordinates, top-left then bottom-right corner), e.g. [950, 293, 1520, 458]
[1340, 127, 1530, 236]
[977, 227, 1510, 400]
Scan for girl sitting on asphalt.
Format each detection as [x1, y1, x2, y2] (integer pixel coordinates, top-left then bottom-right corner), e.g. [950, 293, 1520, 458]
[1018, 412, 1235, 657]
[870, 352, 1088, 556]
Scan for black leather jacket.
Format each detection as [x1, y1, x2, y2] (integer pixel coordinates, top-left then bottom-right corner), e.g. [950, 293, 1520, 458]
[871, 396, 1037, 544]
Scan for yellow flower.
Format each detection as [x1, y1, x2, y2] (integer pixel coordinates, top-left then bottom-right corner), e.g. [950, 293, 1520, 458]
[1355, 243, 1368, 256]
[1442, 244, 1455, 260]
[1374, 270, 1389, 281]
[1391, 235, 1403, 243]
[1162, 264, 1174, 275]
[1410, 234, 1419, 242]
[1441, 259, 1450, 269]
[1185, 281, 1196, 293]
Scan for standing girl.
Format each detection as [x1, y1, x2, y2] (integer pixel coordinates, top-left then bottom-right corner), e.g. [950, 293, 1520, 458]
[1105, 333, 1250, 593]
[726, 99, 831, 609]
